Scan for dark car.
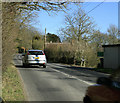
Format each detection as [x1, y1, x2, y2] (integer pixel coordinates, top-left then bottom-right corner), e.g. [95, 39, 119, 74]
[83, 69, 120, 103]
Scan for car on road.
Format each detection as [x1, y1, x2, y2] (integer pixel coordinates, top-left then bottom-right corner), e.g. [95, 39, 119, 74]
[83, 69, 120, 103]
[22, 50, 47, 68]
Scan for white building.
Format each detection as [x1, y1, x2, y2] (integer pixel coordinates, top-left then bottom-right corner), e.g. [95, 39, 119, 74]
[102, 44, 120, 69]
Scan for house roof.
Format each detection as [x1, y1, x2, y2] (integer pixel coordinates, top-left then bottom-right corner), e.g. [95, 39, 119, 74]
[102, 44, 120, 47]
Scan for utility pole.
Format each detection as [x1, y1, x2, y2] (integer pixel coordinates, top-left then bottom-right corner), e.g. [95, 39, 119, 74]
[32, 38, 33, 49]
[44, 28, 46, 52]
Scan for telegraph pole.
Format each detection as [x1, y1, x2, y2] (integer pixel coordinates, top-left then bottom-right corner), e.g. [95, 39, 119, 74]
[44, 28, 46, 52]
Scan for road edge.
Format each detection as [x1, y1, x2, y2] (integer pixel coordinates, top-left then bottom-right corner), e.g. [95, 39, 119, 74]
[16, 65, 28, 101]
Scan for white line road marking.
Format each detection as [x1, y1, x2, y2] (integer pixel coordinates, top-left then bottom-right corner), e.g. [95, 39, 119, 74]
[50, 67, 95, 86]
[51, 63, 110, 76]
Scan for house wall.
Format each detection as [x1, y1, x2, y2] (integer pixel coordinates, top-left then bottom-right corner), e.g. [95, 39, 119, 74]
[104, 46, 119, 69]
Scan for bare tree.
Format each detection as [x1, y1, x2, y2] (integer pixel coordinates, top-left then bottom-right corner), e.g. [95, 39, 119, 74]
[2, 1, 69, 71]
[2, 3, 19, 70]
[107, 24, 118, 44]
[60, 7, 95, 42]
[59, 7, 95, 65]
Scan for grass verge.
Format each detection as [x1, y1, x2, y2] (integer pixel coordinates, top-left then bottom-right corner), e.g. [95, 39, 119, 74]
[93, 68, 115, 74]
[60, 63, 115, 75]
[2, 65, 26, 101]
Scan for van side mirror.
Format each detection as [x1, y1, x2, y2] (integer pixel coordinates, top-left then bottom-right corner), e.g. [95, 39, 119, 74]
[97, 77, 112, 86]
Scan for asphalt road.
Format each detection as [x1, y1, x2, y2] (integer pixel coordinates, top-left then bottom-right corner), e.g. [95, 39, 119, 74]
[14, 54, 109, 101]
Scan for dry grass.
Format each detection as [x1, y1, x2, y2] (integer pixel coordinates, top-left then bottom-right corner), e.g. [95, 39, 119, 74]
[2, 65, 26, 101]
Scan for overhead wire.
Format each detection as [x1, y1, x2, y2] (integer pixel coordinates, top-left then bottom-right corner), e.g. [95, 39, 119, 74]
[78, 0, 106, 39]
[78, 0, 105, 23]
[86, 0, 106, 15]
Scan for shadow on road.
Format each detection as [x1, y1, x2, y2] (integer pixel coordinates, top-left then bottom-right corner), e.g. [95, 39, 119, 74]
[50, 65, 107, 83]
[15, 65, 39, 68]
[53, 64, 94, 71]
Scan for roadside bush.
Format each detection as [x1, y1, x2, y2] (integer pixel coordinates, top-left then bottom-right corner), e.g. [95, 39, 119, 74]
[45, 43, 75, 64]
[45, 42, 99, 68]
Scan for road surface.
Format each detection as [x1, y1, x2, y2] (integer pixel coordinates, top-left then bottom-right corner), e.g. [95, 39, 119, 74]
[13, 54, 109, 101]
